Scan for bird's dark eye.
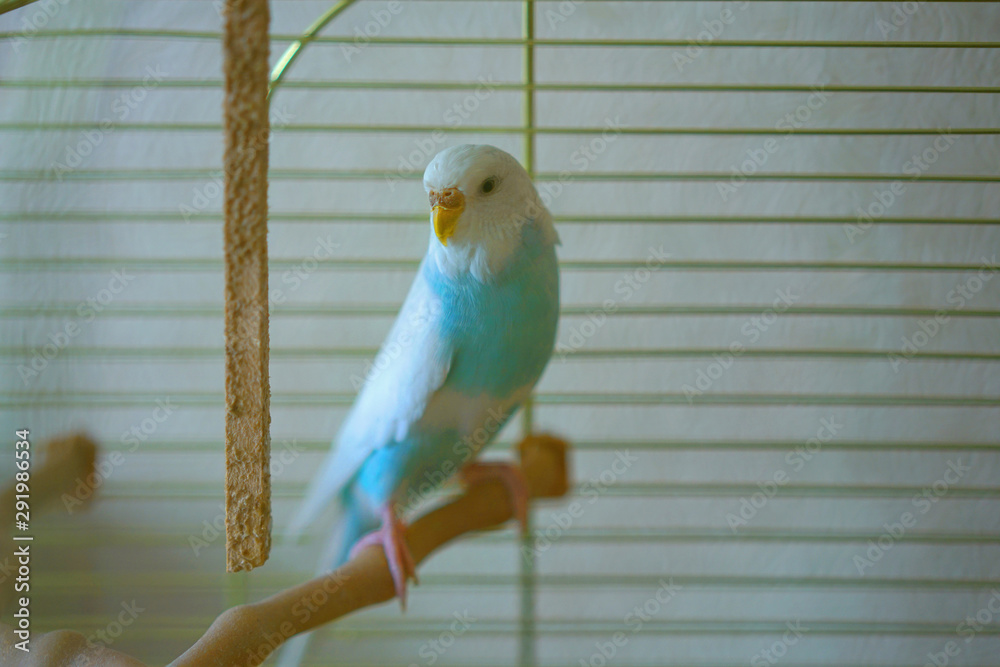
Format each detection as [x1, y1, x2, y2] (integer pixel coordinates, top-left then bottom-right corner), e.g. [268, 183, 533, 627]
[480, 176, 498, 194]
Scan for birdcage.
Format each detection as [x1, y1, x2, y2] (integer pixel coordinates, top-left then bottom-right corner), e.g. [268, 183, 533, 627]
[2, 0, 999, 665]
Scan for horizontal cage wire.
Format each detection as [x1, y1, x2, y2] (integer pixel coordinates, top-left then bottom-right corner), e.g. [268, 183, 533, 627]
[1, 0, 999, 666]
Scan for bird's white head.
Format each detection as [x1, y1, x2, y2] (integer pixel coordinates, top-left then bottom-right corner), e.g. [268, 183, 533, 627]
[423, 144, 557, 282]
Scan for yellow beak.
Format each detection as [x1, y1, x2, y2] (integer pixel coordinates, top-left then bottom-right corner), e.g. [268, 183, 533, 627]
[429, 188, 465, 246]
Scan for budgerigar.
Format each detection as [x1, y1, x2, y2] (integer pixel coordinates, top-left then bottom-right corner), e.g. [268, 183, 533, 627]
[287, 144, 560, 608]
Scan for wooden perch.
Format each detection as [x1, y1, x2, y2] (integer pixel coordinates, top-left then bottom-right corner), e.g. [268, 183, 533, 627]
[173, 434, 568, 665]
[0, 435, 570, 667]
[0, 432, 96, 532]
[222, 0, 273, 573]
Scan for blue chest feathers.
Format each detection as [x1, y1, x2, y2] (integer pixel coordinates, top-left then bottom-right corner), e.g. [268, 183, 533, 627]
[424, 241, 559, 398]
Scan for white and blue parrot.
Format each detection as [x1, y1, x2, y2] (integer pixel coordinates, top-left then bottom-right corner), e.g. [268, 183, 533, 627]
[287, 144, 560, 609]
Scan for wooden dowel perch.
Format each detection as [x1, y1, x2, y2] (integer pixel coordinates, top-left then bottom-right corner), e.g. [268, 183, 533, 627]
[0, 432, 96, 533]
[222, 0, 273, 572]
[0, 435, 569, 667]
[173, 434, 568, 666]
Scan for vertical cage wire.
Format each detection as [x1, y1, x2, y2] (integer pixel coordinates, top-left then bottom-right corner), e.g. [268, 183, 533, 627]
[519, 4, 538, 665]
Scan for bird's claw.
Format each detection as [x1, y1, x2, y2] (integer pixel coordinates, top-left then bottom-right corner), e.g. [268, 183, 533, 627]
[461, 461, 530, 535]
[350, 508, 418, 610]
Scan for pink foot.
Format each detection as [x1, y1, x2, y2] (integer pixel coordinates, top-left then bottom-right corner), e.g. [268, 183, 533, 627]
[461, 461, 530, 534]
[349, 506, 418, 609]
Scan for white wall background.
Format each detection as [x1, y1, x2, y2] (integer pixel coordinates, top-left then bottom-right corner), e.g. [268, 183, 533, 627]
[1, 1, 999, 665]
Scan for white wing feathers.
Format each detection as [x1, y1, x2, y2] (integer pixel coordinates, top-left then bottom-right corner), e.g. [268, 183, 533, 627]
[286, 262, 452, 538]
